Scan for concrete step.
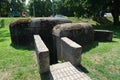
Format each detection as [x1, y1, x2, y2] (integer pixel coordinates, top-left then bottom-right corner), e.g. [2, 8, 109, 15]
[50, 62, 91, 80]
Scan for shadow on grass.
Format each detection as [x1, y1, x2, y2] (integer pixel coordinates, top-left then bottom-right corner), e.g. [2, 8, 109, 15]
[82, 41, 99, 53]
[0, 19, 5, 28]
[98, 40, 118, 43]
[0, 38, 7, 42]
[0, 29, 10, 37]
[94, 24, 120, 39]
[76, 65, 89, 73]
[40, 73, 50, 80]
[92, 17, 113, 25]
[0, 30, 10, 43]
[82, 17, 120, 53]
[113, 29, 120, 39]
[92, 17, 120, 39]
[10, 43, 34, 50]
[82, 31, 119, 53]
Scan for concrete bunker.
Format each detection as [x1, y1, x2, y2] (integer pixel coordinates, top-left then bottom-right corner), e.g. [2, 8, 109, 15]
[9, 18, 72, 64]
[9, 18, 113, 65]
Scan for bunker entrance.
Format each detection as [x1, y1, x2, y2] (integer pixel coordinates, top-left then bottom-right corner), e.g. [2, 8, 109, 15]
[38, 30, 58, 64]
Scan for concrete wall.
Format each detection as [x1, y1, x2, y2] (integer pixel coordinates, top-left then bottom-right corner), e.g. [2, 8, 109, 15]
[34, 35, 50, 74]
[9, 19, 32, 46]
[52, 23, 94, 46]
[10, 18, 71, 46]
[61, 37, 82, 66]
[52, 23, 94, 61]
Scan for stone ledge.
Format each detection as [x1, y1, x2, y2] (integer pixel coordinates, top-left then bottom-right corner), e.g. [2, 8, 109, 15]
[34, 35, 50, 74]
[94, 30, 113, 42]
[61, 37, 82, 48]
[61, 37, 82, 66]
[34, 35, 48, 52]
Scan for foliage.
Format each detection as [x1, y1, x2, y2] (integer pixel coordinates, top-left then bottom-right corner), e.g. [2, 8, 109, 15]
[0, 0, 26, 17]
[55, 0, 120, 25]
[29, 0, 52, 17]
[10, 0, 26, 14]
[85, 0, 120, 25]
[63, 0, 86, 17]
[0, 0, 119, 25]
[0, 0, 10, 17]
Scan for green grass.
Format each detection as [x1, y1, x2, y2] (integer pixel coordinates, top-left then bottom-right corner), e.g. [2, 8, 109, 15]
[69, 17, 120, 80]
[0, 18, 40, 80]
[0, 17, 120, 80]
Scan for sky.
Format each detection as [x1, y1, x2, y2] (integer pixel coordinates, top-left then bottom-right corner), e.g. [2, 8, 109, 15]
[25, 0, 53, 5]
[50, 0, 53, 2]
[25, 0, 29, 5]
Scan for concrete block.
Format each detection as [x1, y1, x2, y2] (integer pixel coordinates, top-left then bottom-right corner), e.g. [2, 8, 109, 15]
[94, 30, 113, 41]
[61, 37, 82, 66]
[34, 35, 50, 74]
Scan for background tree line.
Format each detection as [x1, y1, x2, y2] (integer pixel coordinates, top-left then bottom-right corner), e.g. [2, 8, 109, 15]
[0, 0, 26, 17]
[0, 0, 120, 25]
[29, 0, 120, 25]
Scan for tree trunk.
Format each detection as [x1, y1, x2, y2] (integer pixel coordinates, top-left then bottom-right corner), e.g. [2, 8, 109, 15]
[112, 11, 119, 25]
[0, 1, 2, 17]
[111, 0, 120, 25]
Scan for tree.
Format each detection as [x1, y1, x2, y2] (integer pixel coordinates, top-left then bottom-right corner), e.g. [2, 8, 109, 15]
[109, 0, 120, 25]
[0, 1, 1, 16]
[63, 0, 120, 25]
[11, 0, 26, 12]
[0, 0, 26, 17]
[56, 0, 74, 16]
[63, 0, 85, 17]
[28, 0, 120, 25]
[85, 0, 120, 25]
[0, 0, 10, 17]
[29, 0, 52, 17]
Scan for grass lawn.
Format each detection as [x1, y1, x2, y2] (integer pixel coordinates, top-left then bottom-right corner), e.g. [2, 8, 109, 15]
[0, 18, 40, 80]
[0, 17, 120, 80]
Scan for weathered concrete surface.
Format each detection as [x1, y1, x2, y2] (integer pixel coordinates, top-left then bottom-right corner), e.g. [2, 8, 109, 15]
[94, 30, 113, 41]
[34, 35, 50, 74]
[10, 18, 72, 64]
[9, 19, 32, 46]
[50, 62, 91, 80]
[53, 23, 94, 46]
[52, 23, 94, 61]
[61, 37, 82, 66]
[10, 18, 71, 46]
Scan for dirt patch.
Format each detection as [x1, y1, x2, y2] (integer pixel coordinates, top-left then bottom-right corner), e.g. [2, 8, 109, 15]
[0, 71, 11, 80]
[90, 54, 103, 64]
